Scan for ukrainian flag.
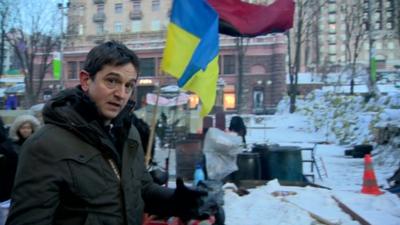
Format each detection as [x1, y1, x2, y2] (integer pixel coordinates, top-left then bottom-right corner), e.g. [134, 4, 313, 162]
[161, 0, 219, 117]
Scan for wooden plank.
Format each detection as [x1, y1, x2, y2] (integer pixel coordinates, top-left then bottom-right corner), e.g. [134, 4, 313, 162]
[279, 197, 340, 225]
[331, 196, 372, 225]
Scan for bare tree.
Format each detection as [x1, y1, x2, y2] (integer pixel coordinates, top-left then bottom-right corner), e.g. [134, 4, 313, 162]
[287, 0, 325, 113]
[0, 0, 11, 77]
[5, 0, 60, 107]
[236, 37, 246, 114]
[395, 0, 400, 46]
[341, 1, 368, 95]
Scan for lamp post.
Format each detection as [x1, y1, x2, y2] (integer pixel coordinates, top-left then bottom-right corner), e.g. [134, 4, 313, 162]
[57, 2, 70, 90]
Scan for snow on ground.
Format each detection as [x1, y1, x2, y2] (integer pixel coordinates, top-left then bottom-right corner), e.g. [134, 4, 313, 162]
[151, 111, 400, 225]
[221, 113, 400, 225]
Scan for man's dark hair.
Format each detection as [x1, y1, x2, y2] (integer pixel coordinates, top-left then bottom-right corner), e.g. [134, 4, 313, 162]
[229, 116, 247, 144]
[83, 40, 140, 79]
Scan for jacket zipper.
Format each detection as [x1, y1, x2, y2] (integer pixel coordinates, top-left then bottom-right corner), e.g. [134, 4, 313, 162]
[107, 158, 121, 181]
[107, 157, 128, 224]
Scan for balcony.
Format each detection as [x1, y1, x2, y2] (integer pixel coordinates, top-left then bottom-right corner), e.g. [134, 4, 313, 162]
[93, 0, 105, 4]
[129, 10, 143, 20]
[93, 12, 106, 23]
[87, 35, 106, 44]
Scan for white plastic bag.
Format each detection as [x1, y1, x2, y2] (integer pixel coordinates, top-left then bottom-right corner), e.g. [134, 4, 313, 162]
[203, 128, 242, 180]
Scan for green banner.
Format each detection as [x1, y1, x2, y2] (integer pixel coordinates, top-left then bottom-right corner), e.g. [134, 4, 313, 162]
[370, 57, 377, 82]
[53, 59, 61, 80]
[53, 51, 62, 80]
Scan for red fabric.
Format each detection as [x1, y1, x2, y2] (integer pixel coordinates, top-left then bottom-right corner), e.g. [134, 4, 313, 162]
[208, 0, 295, 37]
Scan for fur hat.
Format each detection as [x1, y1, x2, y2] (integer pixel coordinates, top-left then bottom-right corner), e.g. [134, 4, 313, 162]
[9, 114, 41, 141]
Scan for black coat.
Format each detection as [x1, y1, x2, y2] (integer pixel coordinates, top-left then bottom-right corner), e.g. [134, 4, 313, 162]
[0, 139, 17, 202]
[6, 87, 176, 225]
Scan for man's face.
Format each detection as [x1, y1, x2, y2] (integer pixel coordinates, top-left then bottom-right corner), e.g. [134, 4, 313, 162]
[80, 63, 137, 123]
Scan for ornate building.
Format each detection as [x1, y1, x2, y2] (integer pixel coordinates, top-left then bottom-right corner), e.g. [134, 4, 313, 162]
[59, 0, 288, 114]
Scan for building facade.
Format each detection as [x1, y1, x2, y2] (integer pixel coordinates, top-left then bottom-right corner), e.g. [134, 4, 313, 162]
[60, 0, 288, 114]
[291, 0, 399, 74]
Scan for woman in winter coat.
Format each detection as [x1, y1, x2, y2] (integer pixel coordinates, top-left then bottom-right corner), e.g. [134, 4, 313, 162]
[9, 115, 40, 152]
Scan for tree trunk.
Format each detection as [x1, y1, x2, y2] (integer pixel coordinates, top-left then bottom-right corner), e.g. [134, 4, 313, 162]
[236, 37, 244, 114]
[289, 90, 296, 113]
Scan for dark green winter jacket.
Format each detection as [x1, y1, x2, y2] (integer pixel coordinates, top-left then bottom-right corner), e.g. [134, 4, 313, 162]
[6, 87, 175, 225]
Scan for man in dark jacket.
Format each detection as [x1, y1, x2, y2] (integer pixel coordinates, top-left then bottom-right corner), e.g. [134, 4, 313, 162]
[6, 41, 206, 225]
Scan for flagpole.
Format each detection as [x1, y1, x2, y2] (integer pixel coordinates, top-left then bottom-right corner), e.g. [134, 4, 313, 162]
[145, 78, 161, 167]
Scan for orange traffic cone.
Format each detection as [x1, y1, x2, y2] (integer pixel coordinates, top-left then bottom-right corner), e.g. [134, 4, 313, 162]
[361, 154, 383, 195]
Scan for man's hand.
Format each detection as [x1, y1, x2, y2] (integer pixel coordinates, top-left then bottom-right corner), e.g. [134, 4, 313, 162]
[172, 178, 209, 222]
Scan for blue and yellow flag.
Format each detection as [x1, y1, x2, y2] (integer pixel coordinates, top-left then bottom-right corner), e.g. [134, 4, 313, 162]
[161, 0, 219, 117]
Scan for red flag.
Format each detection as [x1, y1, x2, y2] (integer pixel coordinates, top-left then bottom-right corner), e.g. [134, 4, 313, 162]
[208, 0, 295, 37]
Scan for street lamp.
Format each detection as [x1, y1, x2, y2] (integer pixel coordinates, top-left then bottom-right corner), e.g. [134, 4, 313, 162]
[57, 2, 70, 89]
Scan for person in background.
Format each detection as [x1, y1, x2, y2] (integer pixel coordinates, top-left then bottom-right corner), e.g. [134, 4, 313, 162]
[228, 116, 247, 147]
[9, 115, 41, 153]
[0, 117, 17, 202]
[6, 41, 208, 225]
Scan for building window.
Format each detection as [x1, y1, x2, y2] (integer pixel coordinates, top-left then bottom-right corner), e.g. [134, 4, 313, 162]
[79, 6, 84, 16]
[224, 93, 236, 110]
[96, 23, 104, 34]
[253, 89, 264, 110]
[188, 95, 199, 109]
[223, 55, 236, 74]
[373, 12, 380, 20]
[68, 61, 78, 79]
[328, 4, 336, 13]
[152, 0, 160, 11]
[79, 61, 85, 71]
[151, 20, 160, 31]
[78, 24, 83, 35]
[223, 85, 236, 110]
[376, 42, 382, 50]
[329, 55, 336, 62]
[328, 14, 336, 23]
[386, 0, 393, 8]
[328, 34, 336, 43]
[132, 21, 142, 32]
[97, 4, 104, 13]
[140, 58, 155, 76]
[388, 41, 394, 49]
[374, 21, 381, 30]
[132, 0, 141, 11]
[115, 3, 123, 14]
[114, 22, 122, 33]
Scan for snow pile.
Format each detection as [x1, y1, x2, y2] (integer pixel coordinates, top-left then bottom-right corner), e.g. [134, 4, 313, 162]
[223, 179, 400, 225]
[276, 90, 400, 165]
